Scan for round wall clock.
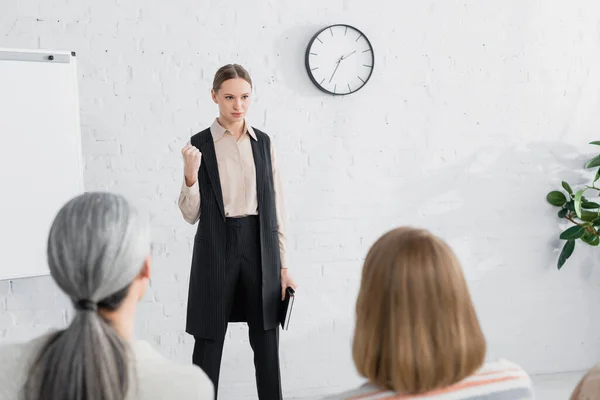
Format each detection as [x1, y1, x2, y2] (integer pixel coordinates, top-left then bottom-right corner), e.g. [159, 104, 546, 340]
[305, 24, 374, 96]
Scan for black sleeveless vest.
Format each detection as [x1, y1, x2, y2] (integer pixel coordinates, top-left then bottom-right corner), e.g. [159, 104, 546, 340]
[185, 127, 281, 339]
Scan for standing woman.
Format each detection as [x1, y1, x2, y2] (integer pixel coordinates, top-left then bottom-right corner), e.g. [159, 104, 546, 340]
[178, 64, 297, 400]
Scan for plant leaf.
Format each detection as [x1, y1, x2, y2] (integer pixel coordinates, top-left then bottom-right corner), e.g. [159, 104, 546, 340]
[558, 209, 569, 218]
[586, 155, 600, 169]
[581, 211, 599, 222]
[558, 240, 576, 270]
[547, 191, 567, 207]
[593, 218, 600, 226]
[590, 141, 600, 145]
[583, 202, 600, 209]
[562, 181, 573, 195]
[575, 190, 585, 218]
[582, 231, 600, 246]
[595, 168, 600, 183]
[566, 201, 575, 211]
[560, 226, 586, 240]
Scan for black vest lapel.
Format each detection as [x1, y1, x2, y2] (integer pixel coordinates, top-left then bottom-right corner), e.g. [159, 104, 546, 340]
[250, 136, 265, 210]
[199, 138, 226, 221]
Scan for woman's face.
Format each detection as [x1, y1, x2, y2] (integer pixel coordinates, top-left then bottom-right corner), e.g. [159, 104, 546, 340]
[212, 78, 252, 125]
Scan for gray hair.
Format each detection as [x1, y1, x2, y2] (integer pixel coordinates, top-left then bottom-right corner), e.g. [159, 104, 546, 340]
[24, 192, 151, 400]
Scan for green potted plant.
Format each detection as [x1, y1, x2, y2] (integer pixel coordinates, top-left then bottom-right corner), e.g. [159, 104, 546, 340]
[547, 141, 600, 269]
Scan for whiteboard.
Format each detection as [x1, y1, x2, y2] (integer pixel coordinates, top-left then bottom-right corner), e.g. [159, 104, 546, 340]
[0, 48, 84, 280]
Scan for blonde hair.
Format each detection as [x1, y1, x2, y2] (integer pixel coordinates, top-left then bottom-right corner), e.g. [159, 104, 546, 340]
[212, 64, 252, 92]
[352, 227, 486, 395]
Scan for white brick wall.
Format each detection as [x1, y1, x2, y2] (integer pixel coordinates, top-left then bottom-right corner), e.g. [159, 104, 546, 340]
[3, 0, 600, 398]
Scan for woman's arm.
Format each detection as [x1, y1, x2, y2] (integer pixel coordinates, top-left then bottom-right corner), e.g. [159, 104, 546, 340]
[178, 179, 200, 224]
[271, 141, 288, 269]
[271, 141, 298, 298]
[179, 142, 202, 224]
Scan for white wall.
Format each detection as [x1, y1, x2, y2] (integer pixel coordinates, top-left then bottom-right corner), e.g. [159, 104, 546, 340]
[3, 0, 600, 398]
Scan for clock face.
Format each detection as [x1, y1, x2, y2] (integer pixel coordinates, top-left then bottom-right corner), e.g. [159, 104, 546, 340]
[305, 24, 374, 96]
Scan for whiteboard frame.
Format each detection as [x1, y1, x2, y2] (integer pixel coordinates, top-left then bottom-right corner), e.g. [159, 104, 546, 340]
[0, 48, 84, 281]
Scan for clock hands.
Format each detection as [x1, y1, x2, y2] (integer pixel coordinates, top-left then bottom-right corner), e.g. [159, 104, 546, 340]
[341, 50, 356, 60]
[329, 51, 357, 83]
[329, 56, 343, 83]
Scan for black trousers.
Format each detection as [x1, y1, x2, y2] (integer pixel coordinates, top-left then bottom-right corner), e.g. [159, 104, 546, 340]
[192, 216, 282, 400]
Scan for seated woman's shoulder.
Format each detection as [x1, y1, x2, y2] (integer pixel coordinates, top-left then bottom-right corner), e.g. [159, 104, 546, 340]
[138, 362, 214, 399]
[163, 363, 214, 398]
[470, 359, 534, 396]
[132, 341, 214, 399]
[0, 333, 55, 370]
[480, 358, 531, 377]
[319, 360, 534, 400]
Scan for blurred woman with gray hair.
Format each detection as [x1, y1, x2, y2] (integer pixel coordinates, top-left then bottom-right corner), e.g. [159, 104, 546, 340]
[0, 192, 213, 400]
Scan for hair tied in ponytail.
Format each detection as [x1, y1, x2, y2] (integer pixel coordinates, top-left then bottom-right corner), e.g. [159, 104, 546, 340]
[75, 299, 98, 312]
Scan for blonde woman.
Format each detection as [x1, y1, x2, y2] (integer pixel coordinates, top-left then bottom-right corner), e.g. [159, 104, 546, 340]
[324, 227, 534, 400]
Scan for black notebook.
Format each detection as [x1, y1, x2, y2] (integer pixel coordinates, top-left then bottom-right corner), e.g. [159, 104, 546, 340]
[280, 287, 295, 330]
